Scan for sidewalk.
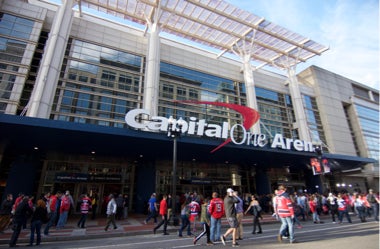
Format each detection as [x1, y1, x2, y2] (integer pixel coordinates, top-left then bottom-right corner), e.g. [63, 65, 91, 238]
[0, 213, 280, 245]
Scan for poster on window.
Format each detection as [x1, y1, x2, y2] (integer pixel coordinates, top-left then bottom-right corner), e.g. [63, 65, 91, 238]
[322, 158, 331, 173]
[310, 157, 322, 175]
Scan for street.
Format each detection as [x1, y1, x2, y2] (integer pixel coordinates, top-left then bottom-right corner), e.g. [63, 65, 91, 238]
[1, 220, 377, 249]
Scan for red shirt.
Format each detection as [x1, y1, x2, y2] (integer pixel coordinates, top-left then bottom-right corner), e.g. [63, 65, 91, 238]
[208, 197, 224, 219]
[159, 199, 167, 216]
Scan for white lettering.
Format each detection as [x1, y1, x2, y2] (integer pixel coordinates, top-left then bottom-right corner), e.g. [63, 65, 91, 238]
[230, 124, 246, 145]
[125, 109, 314, 153]
[271, 134, 286, 149]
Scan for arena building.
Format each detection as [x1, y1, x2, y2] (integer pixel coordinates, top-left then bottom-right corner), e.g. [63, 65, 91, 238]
[0, 0, 378, 213]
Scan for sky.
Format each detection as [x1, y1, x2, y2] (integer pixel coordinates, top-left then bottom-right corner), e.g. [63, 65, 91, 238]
[226, 0, 379, 90]
[46, 0, 379, 90]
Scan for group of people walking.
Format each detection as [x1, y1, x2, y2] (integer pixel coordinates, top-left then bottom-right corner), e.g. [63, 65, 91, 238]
[0, 187, 378, 247]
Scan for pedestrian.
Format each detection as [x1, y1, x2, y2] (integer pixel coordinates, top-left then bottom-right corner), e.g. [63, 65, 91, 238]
[29, 199, 48, 246]
[144, 193, 158, 224]
[0, 194, 13, 233]
[56, 191, 71, 229]
[366, 189, 379, 221]
[274, 185, 297, 244]
[354, 193, 369, 222]
[77, 193, 92, 228]
[115, 194, 124, 220]
[290, 195, 303, 229]
[9, 196, 33, 247]
[193, 197, 213, 245]
[337, 193, 352, 224]
[153, 194, 169, 235]
[220, 188, 240, 247]
[244, 194, 262, 234]
[167, 194, 173, 223]
[178, 198, 191, 237]
[44, 191, 62, 235]
[309, 194, 321, 223]
[104, 194, 118, 231]
[208, 192, 224, 243]
[90, 192, 99, 220]
[123, 194, 129, 220]
[234, 191, 244, 240]
[327, 193, 338, 223]
[296, 193, 307, 221]
[189, 197, 200, 233]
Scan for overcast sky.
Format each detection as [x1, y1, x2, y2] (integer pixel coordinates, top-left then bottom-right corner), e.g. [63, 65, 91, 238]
[226, 0, 379, 90]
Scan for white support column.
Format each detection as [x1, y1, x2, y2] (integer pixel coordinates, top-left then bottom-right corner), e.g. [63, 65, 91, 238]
[27, 0, 75, 118]
[242, 54, 260, 134]
[287, 67, 311, 141]
[143, 22, 161, 117]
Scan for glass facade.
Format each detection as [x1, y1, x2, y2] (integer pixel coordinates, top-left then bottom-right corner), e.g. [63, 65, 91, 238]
[159, 62, 242, 125]
[51, 39, 143, 127]
[0, 13, 35, 112]
[355, 104, 380, 160]
[303, 95, 327, 149]
[256, 87, 296, 138]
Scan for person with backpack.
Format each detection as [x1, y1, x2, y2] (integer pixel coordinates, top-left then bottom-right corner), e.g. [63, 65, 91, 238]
[244, 194, 262, 234]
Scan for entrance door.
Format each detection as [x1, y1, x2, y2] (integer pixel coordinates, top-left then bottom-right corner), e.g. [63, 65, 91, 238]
[75, 183, 103, 214]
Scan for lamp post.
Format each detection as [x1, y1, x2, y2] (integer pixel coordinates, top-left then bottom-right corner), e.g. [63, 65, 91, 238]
[167, 116, 184, 226]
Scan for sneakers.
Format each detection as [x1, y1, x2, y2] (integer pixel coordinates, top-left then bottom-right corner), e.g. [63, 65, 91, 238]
[220, 235, 226, 245]
[232, 242, 239, 247]
[206, 241, 214, 246]
[290, 240, 298, 244]
[277, 234, 282, 243]
[193, 237, 197, 245]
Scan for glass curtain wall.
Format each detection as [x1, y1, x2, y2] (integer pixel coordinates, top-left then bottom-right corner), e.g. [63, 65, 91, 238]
[0, 13, 35, 113]
[51, 39, 143, 127]
[256, 87, 296, 139]
[355, 104, 379, 161]
[303, 95, 327, 149]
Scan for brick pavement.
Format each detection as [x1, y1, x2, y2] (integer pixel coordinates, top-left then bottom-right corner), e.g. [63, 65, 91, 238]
[0, 213, 281, 245]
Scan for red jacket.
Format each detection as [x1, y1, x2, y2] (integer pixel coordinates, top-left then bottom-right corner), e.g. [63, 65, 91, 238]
[60, 195, 70, 213]
[49, 195, 58, 213]
[80, 197, 92, 214]
[208, 197, 224, 219]
[159, 199, 167, 216]
[275, 190, 294, 218]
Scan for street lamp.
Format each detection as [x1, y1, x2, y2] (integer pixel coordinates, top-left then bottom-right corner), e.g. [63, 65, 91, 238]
[167, 116, 184, 226]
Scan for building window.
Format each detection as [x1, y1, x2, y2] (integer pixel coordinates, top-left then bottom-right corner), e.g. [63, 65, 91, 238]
[303, 95, 327, 148]
[52, 39, 143, 126]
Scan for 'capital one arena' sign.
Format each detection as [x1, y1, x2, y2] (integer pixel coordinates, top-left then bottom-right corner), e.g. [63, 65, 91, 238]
[125, 101, 315, 153]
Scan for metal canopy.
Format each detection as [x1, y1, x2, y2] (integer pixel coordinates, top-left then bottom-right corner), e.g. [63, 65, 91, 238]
[77, 0, 329, 70]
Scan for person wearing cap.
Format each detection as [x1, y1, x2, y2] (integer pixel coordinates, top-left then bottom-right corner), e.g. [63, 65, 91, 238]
[274, 185, 297, 244]
[366, 189, 379, 221]
[220, 188, 240, 247]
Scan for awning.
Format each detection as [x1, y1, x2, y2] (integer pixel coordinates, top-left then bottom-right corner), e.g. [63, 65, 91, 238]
[0, 114, 375, 171]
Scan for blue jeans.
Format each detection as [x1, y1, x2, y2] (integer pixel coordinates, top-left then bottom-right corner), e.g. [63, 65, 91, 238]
[370, 203, 379, 221]
[57, 211, 68, 228]
[178, 215, 190, 236]
[30, 220, 42, 245]
[210, 217, 221, 242]
[279, 216, 294, 242]
[44, 211, 57, 235]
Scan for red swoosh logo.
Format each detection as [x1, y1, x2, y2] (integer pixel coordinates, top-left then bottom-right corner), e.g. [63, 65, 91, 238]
[178, 101, 260, 153]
